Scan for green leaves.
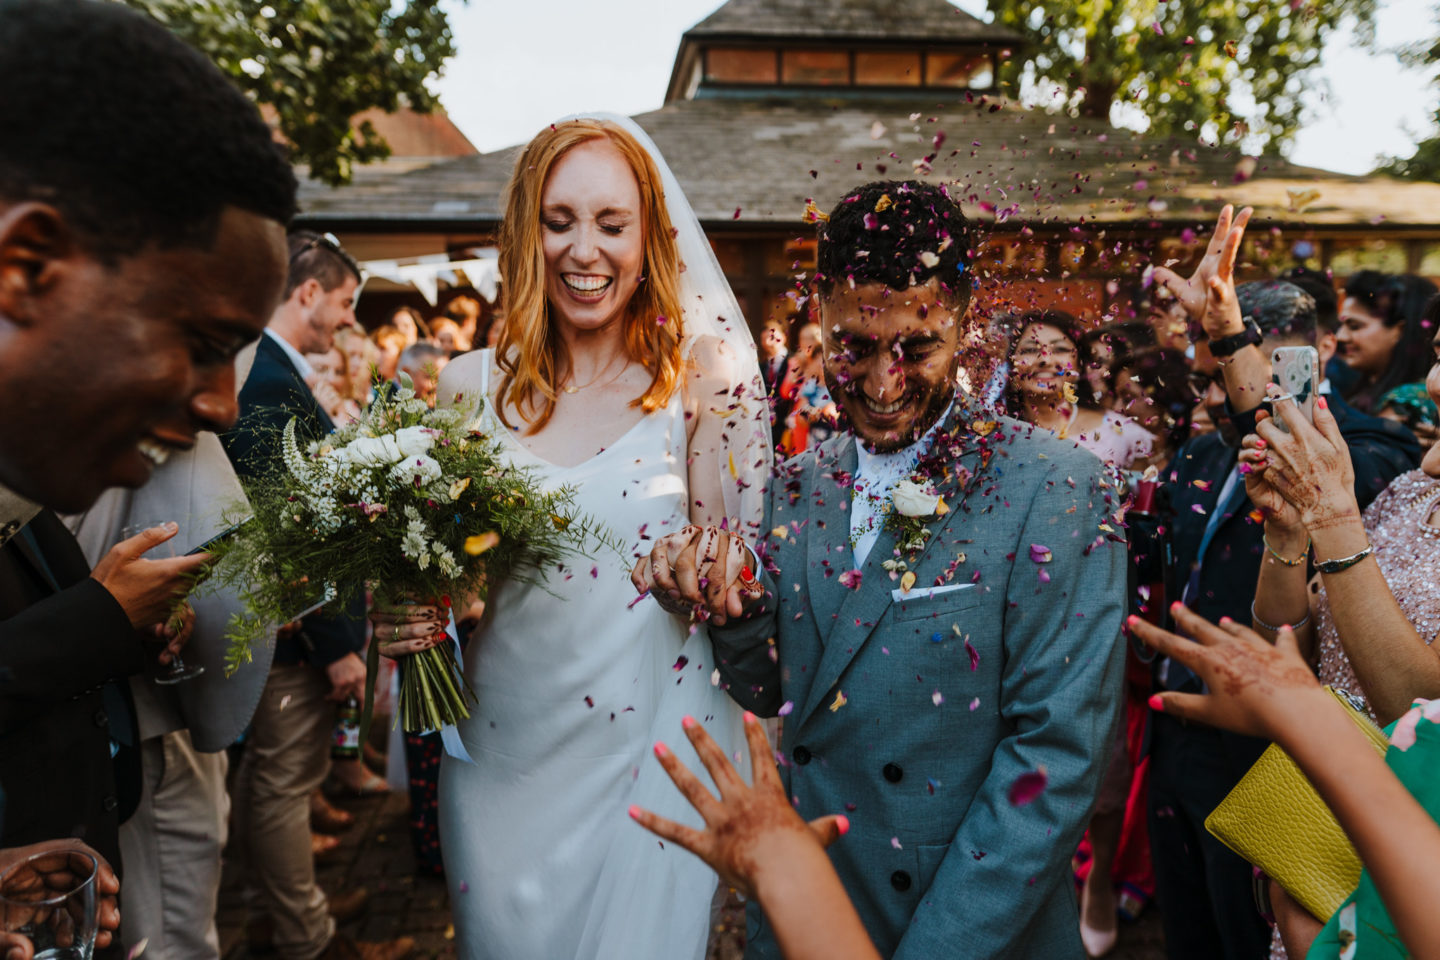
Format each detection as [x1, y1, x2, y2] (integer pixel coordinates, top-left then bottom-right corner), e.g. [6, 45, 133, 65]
[988, 0, 1376, 152]
[115, 0, 461, 185]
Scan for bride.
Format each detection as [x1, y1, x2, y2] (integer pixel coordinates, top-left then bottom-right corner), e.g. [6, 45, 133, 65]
[378, 116, 770, 959]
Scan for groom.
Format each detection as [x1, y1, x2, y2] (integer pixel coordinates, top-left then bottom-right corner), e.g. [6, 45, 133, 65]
[635, 181, 1127, 958]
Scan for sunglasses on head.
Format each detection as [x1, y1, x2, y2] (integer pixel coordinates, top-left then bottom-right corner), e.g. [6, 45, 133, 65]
[290, 231, 362, 278]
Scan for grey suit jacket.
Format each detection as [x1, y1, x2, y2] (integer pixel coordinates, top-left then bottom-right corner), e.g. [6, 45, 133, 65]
[712, 398, 1128, 959]
[64, 430, 271, 752]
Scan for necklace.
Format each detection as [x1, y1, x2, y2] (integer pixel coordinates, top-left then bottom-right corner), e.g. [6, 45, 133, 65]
[562, 351, 626, 394]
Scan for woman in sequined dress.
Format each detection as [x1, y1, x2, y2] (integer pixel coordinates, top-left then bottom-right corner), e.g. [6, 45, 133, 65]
[1242, 323, 1440, 959]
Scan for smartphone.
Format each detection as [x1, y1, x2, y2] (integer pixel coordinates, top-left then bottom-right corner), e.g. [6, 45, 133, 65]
[185, 516, 255, 556]
[1268, 346, 1321, 433]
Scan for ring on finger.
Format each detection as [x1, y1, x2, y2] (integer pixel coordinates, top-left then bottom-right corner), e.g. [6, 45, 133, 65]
[393, 625, 401, 642]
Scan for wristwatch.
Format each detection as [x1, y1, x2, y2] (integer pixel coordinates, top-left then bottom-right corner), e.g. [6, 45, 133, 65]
[1208, 318, 1263, 358]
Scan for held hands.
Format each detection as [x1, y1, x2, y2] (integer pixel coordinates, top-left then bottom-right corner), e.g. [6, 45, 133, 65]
[1248, 390, 1359, 528]
[90, 523, 210, 632]
[368, 602, 448, 659]
[629, 712, 848, 900]
[1128, 603, 1328, 744]
[630, 525, 764, 627]
[0, 840, 121, 953]
[1152, 204, 1253, 339]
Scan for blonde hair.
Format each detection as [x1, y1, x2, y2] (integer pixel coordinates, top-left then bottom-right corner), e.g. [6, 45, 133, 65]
[495, 119, 685, 433]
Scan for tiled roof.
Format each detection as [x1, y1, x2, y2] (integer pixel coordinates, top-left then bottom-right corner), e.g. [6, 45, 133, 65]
[683, 0, 1025, 45]
[295, 96, 1440, 230]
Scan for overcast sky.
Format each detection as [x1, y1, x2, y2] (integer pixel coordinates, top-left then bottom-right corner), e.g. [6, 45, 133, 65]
[434, 0, 1438, 176]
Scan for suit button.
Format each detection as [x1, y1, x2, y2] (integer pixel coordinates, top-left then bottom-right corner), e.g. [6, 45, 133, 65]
[101, 796, 118, 812]
[883, 763, 903, 783]
[93, 711, 108, 728]
[891, 871, 912, 892]
[792, 745, 812, 766]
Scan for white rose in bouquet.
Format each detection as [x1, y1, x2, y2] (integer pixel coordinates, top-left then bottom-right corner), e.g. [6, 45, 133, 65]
[343, 434, 404, 467]
[391, 454, 443, 487]
[394, 425, 435, 459]
[891, 478, 942, 517]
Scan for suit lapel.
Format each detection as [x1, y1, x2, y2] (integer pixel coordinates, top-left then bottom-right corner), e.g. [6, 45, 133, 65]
[260, 334, 335, 434]
[804, 436, 859, 634]
[796, 398, 989, 726]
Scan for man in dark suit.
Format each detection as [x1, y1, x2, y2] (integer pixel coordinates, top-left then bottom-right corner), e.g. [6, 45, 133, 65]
[0, 0, 298, 953]
[222, 233, 411, 960]
[1144, 209, 1421, 959]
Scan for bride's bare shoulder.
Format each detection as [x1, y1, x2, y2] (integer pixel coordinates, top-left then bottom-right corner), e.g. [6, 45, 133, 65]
[437, 349, 498, 411]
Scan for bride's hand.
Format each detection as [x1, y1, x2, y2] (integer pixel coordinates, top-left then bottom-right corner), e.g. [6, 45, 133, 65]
[631, 525, 763, 626]
[630, 712, 848, 900]
[370, 602, 448, 658]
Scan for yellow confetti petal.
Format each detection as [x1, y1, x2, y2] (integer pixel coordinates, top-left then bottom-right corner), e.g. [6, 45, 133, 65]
[464, 531, 500, 556]
[802, 200, 830, 223]
[935, 497, 949, 516]
[972, 420, 997, 436]
[900, 571, 917, 594]
[728, 451, 738, 479]
[874, 193, 893, 212]
[1061, 381, 1078, 404]
[830, 690, 848, 711]
[771, 525, 789, 540]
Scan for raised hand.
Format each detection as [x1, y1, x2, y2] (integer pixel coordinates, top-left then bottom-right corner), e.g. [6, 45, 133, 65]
[1152, 204, 1253, 339]
[89, 523, 211, 631]
[1128, 603, 1327, 742]
[630, 712, 848, 900]
[1253, 390, 1359, 528]
[630, 525, 762, 626]
[1239, 417, 1304, 532]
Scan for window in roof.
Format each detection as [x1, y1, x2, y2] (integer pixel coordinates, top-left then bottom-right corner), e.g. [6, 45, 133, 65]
[855, 51, 921, 86]
[926, 51, 994, 89]
[705, 47, 779, 85]
[781, 49, 850, 86]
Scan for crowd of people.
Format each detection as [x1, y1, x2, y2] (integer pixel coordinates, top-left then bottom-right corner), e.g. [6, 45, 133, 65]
[4, 4, 1440, 960]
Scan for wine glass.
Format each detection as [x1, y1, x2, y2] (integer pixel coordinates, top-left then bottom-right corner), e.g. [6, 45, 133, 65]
[0, 849, 98, 960]
[122, 522, 205, 685]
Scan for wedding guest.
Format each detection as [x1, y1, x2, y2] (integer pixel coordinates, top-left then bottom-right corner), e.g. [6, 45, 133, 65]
[1079, 321, 1156, 410]
[1006, 310, 1154, 473]
[395, 341, 448, 406]
[0, 1, 293, 944]
[776, 322, 837, 456]
[483, 309, 507, 349]
[388, 305, 426, 345]
[442, 294, 482, 350]
[371, 326, 407, 382]
[222, 232, 410, 960]
[1133, 606, 1440, 960]
[633, 714, 875, 960]
[1143, 208, 1420, 960]
[639, 180, 1128, 958]
[305, 346, 363, 424]
[758, 319, 789, 395]
[335, 326, 381, 405]
[1336, 270, 1438, 414]
[1114, 347, 1193, 470]
[429, 317, 467, 356]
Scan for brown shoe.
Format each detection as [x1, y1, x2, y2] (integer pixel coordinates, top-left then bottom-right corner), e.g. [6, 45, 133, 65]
[311, 790, 355, 835]
[327, 886, 370, 925]
[317, 934, 414, 960]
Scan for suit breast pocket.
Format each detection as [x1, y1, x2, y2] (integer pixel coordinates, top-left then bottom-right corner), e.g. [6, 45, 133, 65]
[891, 584, 985, 623]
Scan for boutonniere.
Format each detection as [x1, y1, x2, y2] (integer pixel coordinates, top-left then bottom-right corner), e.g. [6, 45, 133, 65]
[884, 476, 949, 557]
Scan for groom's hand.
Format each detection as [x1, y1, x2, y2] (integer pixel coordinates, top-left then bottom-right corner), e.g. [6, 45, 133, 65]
[631, 525, 762, 626]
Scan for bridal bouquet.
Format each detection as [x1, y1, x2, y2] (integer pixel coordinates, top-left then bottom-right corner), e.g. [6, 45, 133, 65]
[207, 375, 616, 732]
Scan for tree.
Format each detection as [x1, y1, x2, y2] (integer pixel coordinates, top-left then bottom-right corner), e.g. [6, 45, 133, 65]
[987, 0, 1376, 153]
[1378, 23, 1440, 180]
[118, 0, 460, 185]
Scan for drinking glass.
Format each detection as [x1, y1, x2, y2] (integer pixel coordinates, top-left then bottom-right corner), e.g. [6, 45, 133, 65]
[0, 850, 98, 960]
[122, 522, 204, 684]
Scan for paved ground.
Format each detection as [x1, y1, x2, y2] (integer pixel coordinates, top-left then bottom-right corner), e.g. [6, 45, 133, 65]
[218, 789, 1167, 960]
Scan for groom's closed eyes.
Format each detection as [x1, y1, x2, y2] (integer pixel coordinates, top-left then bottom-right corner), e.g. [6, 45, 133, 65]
[827, 331, 946, 363]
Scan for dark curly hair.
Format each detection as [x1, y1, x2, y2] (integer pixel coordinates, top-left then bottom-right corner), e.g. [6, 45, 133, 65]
[815, 180, 973, 311]
[0, 0, 297, 262]
[1342, 270, 1439, 411]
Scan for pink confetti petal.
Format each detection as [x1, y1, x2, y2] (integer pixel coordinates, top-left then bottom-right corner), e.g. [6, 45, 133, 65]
[1007, 766, 1049, 807]
[965, 638, 979, 671]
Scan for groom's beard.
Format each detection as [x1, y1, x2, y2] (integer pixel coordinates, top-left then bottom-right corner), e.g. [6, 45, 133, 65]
[829, 355, 959, 454]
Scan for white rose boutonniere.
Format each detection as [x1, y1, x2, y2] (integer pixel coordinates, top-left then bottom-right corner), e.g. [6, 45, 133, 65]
[886, 476, 949, 557]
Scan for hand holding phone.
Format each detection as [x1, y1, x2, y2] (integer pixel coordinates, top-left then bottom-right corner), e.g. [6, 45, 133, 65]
[1267, 346, 1321, 433]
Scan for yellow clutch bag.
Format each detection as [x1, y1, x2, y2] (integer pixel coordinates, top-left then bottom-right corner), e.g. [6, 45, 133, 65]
[1204, 686, 1390, 922]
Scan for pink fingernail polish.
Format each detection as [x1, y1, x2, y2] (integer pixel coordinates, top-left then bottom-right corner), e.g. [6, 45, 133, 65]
[681, 715, 696, 730]
[654, 741, 668, 757]
[1317, 397, 1328, 411]
[1148, 694, 1165, 711]
[836, 815, 850, 836]
[628, 804, 642, 820]
[1126, 614, 1140, 627]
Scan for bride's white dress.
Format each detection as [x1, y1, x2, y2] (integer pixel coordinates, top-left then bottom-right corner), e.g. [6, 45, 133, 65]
[437, 355, 746, 960]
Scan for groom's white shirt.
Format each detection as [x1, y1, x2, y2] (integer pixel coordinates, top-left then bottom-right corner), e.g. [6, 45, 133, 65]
[849, 397, 953, 569]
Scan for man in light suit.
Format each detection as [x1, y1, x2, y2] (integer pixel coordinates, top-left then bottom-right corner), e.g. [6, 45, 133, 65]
[636, 181, 1128, 958]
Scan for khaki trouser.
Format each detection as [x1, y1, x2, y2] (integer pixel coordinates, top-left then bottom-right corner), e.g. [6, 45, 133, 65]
[232, 664, 336, 960]
[118, 729, 229, 960]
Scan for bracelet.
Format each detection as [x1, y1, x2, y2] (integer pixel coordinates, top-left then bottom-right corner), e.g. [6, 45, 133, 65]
[1262, 532, 1310, 567]
[1251, 600, 1310, 634]
[1314, 543, 1374, 575]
